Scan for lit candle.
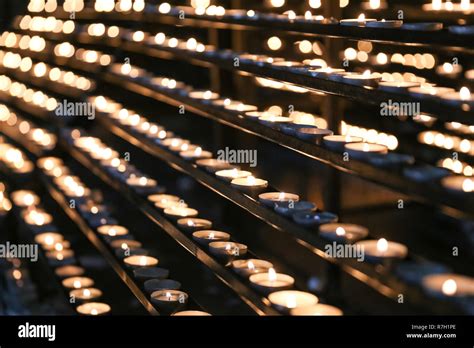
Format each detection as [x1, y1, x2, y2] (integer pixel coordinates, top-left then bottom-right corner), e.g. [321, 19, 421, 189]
[188, 90, 219, 101]
[401, 22, 443, 31]
[322, 135, 364, 152]
[231, 259, 273, 277]
[422, 274, 474, 298]
[342, 70, 382, 87]
[97, 225, 129, 237]
[150, 289, 189, 314]
[344, 142, 388, 160]
[208, 241, 248, 261]
[356, 238, 408, 262]
[172, 310, 212, 316]
[179, 147, 213, 161]
[177, 218, 213, 232]
[124, 255, 159, 268]
[441, 175, 474, 194]
[249, 268, 295, 294]
[161, 138, 190, 152]
[34, 232, 64, 249]
[296, 128, 334, 143]
[11, 190, 39, 207]
[45, 249, 75, 266]
[273, 201, 317, 216]
[70, 287, 103, 302]
[195, 158, 236, 173]
[37, 157, 63, 172]
[319, 223, 369, 243]
[192, 230, 230, 246]
[440, 87, 474, 109]
[62, 276, 95, 289]
[258, 192, 300, 208]
[163, 206, 199, 220]
[340, 14, 377, 26]
[231, 175, 268, 193]
[292, 211, 339, 227]
[110, 239, 143, 250]
[55, 265, 85, 278]
[76, 302, 111, 315]
[258, 114, 292, 127]
[268, 290, 319, 313]
[378, 81, 420, 93]
[291, 304, 343, 316]
[408, 85, 455, 99]
[272, 61, 305, 69]
[215, 168, 252, 182]
[23, 209, 53, 227]
[148, 194, 180, 205]
[224, 102, 258, 113]
[310, 67, 348, 81]
[125, 176, 158, 193]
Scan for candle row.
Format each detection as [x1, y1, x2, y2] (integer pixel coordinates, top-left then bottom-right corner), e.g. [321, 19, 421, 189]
[37, 155, 209, 316]
[0, 139, 34, 175]
[10, 188, 111, 315]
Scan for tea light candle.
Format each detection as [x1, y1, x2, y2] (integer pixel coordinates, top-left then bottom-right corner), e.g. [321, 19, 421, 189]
[224, 102, 258, 113]
[322, 135, 364, 152]
[291, 304, 343, 316]
[126, 176, 158, 192]
[163, 206, 199, 220]
[97, 225, 129, 237]
[172, 310, 212, 316]
[268, 290, 319, 313]
[249, 268, 295, 294]
[272, 61, 305, 69]
[296, 128, 334, 143]
[340, 14, 376, 26]
[23, 209, 53, 227]
[150, 290, 188, 314]
[62, 276, 95, 289]
[216, 169, 252, 182]
[441, 175, 474, 194]
[177, 218, 212, 232]
[356, 238, 408, 262]
[422, 274, 474, 298]
[192, 230, 230, 246]
[366, 19, 403, 28]
[11, 190, 39, 207]
[179, 147, 213, 161]
[408, 85, 455, 99]
[342, 70, 382, 87]
[76, 302, 111, 315]
[148, 194, 180, 205]
[161, 138, 190, 152]
[319, 223, 369, 243]
[292, 211, 338, 227]
[378, 81, 420, 93]
[70, 287, 103, 302]
[195, 159, 236, 173]
[310, 67, 347, 81]
[124, 255, 159, 268]
[401, 22, 443, 31]
[258, 114, 292, 127]
[188, 90, 219, 101]
[37, 157, 63, 172]
[274, 201, 317, 216]
[231, 259, 273, 277]
[344, 142, 388, 160]
[35, 232, 64, 249]
[244, 111, 277, 120]
[208, 241, 248, 261]
[440, 87, 474, 109]
[55, 265, 85, 278]
[231, 176, 268, 193]
[144, 279, 181, 294]
[110, 239, 143, 250]
[258, 192, 300, 208]
[133, 267, 170, 282]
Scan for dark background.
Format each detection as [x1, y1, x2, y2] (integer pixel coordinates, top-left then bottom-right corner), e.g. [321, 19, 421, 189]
[0, 0, 27, 31]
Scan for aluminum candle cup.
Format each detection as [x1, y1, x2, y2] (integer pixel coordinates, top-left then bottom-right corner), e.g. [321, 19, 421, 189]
[55, 265, 85, 279]
[258, 192, 300, 208]
[293, 211, 338, 227]
[378, 81, 420, 93]
[274, 201, 317, 216]
[150, 290, 188, 314]
[268, 290, 319, 314]
[216, 169, 252, 182]
[62, 276, 95, 289]
[344, 142, 388, 161]
[133, 267, 170, 282]
[231, 259, 273, 277]
[249, 268, 295, 294]
[340, 14, 377, 26]
[76, 302, 111, 316]
[123, 255, 159, 269]
[322, 135, 364, 152]
[97, 225, 130, 241]
[319, 223, 369, 243]
[208, 241, 248, 262]
[148, 194, 180, 205]
[422, 274, 474, 299]
[192, 230, 230, 246]
[231, 176, 268, 193]
[291, 304, 343, 316]
[356, 238, 408, 263]
[177, 218, 213, 232]
[296, 128, 334, 143]
[70, 287, 103, 303]
[195, 159, 236, 173]
[163, 207, 199, 220]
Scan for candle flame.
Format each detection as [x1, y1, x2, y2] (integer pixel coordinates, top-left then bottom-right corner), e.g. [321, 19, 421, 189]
[377, 238, 389, 253]
[83, 289, 91, 297]
[462, 178, 473, 192]
[45, 235, 54, 246]
[166, 292, 172, 300]
[225, 243, 232, 251]
[278, 192, 286, 200]
[73, 280, 82, 288]
[194, 147, 202, 156]
[432, 0, 442, 10]
[286, 295, 297, 309]
[121, 243, 129, 250]
[363, 143, 371, 152]
[248, 261, 255, 270]
[187, 219, 195, 226]
[139, 256, 148, 266]
[460, 87, 471, 101]
[247, 176, 256, 185]
[268, 268, 277, 282]
[203, 90, 212, 99]
[441, 279, 457, 296]
[461, 0, 470, 11]
[362, 70, 371, 77]
[138, 177, 148, 186]
[209, 232, 215, 239]
[91, 308, 98, 315]
[357, 13, 366, 21]
[54, 243, 63, 251]
[336, 227, 346, 236]
[109, 228, 116, 236]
